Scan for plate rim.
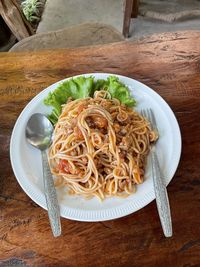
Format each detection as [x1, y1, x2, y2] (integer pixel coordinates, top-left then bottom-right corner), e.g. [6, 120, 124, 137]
[10, 73, 182, 221]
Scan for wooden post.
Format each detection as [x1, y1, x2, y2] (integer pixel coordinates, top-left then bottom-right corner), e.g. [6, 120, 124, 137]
[131, 0, 139, 18]
[0, 0, 34, 41]
[123, 0, 134, 38]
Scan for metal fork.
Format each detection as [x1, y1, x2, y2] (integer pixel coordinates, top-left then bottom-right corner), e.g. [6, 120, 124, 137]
[141, 108, 172, 237]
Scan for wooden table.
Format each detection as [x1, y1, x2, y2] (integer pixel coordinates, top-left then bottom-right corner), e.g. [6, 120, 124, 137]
[0, 31, 200, 267]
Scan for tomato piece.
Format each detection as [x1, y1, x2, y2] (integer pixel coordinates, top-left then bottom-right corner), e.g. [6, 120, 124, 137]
[77, 104, 86, 114]
[58, 159, 81, 175]
[74, 126, 84, 140]
[58, 159, 71, 173]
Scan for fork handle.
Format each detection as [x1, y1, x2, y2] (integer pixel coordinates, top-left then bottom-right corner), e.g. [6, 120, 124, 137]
[151, 150, 172, 237]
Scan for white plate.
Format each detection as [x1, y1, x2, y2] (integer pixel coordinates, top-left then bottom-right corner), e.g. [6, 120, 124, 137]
[10, 73, 181, 222]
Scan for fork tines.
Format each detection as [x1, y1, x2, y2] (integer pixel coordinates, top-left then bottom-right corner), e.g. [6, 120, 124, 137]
[140, 108, 158, 132]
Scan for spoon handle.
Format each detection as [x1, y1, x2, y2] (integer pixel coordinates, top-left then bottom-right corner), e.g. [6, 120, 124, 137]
[41, 150, 61, 237]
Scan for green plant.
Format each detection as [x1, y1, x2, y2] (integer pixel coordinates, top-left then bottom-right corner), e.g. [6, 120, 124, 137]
[21, 0, 43, 22]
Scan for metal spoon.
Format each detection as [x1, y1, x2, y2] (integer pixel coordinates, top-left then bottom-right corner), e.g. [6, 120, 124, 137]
[26, 113, 61, 237]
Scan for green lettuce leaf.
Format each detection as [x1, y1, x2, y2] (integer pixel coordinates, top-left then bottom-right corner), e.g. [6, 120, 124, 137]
[104, 76, 136, 107]
[44, 76, 94, 124]
[93, 79, 107, 91]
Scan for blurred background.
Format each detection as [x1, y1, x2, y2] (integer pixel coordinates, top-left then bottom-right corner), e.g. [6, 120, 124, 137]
[1, 0, 200, 52]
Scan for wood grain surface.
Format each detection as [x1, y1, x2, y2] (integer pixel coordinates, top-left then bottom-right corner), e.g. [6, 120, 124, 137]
[0, 31, 200, 267]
